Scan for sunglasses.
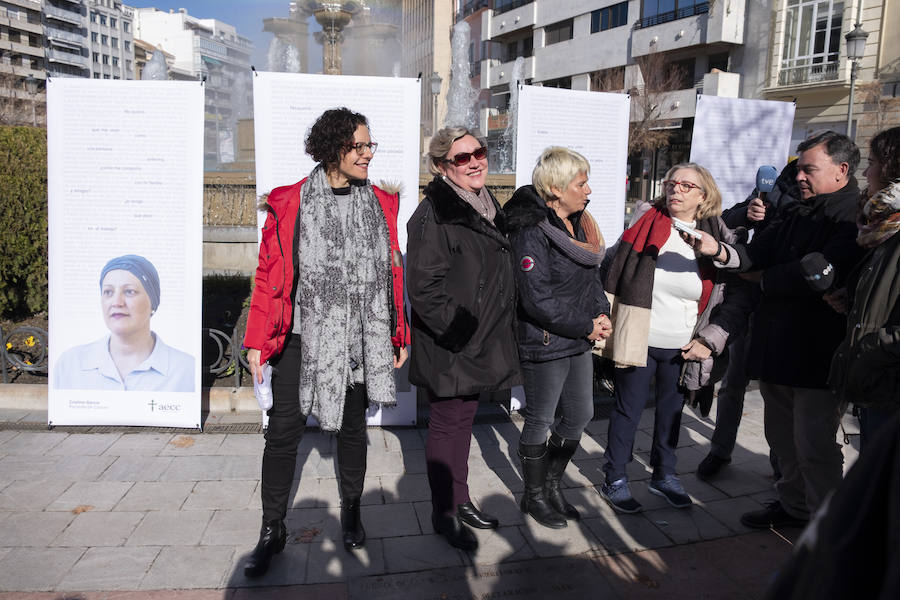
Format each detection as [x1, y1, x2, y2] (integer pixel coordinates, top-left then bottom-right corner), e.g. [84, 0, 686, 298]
[443, 146, 487, 167]
[663, 180, 703, 193]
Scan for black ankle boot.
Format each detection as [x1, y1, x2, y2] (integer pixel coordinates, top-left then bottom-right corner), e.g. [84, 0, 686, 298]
[457, 501, 499, 529]
[341, 498, 366, 551]
[432, 513, 478, 551]
[244, 519, 286, 578]
[545, 434, 580, 520]
[518, 442, 567, 529]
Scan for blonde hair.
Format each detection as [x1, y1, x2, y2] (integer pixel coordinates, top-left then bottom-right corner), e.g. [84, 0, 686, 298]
[427, 126, 487, 176]
[532, 146, 591, 202]
[654, 162, 722, 219]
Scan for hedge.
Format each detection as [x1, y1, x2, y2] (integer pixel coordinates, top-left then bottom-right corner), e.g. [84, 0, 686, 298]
[0, 126, 48, 318]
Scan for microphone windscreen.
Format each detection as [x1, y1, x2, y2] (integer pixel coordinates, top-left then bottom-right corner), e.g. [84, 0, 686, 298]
[756, 165, 778, 194]
[800, 252, 834, 293]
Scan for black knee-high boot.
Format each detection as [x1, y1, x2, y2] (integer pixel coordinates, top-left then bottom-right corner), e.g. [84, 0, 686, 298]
[546, 433, 580, 520]
[518, 442, 567, 529]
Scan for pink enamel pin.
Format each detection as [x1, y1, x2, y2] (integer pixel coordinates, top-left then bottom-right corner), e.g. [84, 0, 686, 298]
[520, 256, 535, 272]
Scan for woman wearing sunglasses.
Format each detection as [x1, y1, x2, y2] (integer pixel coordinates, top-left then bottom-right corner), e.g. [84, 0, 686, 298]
[598, 163, 749, 514]
[242, 107, 409, 577]
[503, 147, 611, 528]
[407, 126, 521, 551]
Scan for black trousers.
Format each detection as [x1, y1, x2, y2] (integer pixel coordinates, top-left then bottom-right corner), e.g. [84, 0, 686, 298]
[260, 334, 369, 522]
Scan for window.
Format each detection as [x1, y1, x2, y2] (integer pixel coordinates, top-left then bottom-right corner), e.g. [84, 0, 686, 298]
[101, 34, 108, 45]
[111, 37, 118, 49]
[638, 0, 708, 28]
[102, 54, 109, 65]
[90, 12, 98, 23]
[110, 17, 117, 28]
[494, 0, 529, 15]
[123, 21, 130, 33]
[100, 14, 107, 26]
[126, 59, 132, 70]
[544, 19, 573, 45]
[124, 41, 130, 51]
[92, 52, 99, 63]
[591, 2, 629, 33]
[112, 56, 119, 67]
[91, 32, 98, 43]
[103, 74, 110, 79]
[542, 76, 572, 89]
[94, 73, 100, 79]
[779, 0, 843, 85]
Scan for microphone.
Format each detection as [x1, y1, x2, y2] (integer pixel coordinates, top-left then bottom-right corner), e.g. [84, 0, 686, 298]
[756, 165, 777, 204]
[800, 252, 835, 294]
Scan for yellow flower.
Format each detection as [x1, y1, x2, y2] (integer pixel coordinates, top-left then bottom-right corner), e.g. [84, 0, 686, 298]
[4, 342, 10, 350]
[24, 336, 35, 347]
[25, 360, 32, 365]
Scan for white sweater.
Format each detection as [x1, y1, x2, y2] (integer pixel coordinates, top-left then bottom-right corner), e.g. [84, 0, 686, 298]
[647, 227, 702, 349]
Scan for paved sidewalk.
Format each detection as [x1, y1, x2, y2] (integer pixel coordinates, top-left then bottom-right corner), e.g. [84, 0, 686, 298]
[0, 389, 861, 598]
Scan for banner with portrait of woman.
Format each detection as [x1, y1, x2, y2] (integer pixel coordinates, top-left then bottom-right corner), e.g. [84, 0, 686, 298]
[47, 79, 204, 428]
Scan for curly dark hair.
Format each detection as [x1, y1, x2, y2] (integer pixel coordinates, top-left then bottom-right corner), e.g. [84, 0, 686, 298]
[305, 107, 369, 168]
[869, 126, 900, 187]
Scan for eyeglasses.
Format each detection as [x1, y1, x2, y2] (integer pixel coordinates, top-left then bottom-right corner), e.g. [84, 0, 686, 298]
[443, 146, 487, 167]
[663, 180, 703, 193]
[345, 142, 378, 155]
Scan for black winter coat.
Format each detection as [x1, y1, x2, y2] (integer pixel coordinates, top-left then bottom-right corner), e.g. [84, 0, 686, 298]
[735, 180, 866, 388]
[503, 185, 610, 362]
[406, 177, 522, 397]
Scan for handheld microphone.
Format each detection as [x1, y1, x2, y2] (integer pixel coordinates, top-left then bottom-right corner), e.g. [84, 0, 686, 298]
[800, 252, 835, 294]
[756, 165, 778, 204]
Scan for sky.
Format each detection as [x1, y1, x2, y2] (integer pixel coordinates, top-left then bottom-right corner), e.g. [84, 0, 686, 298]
[127, 1, 320, 70]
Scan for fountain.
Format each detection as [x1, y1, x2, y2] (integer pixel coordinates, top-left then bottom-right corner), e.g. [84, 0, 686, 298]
[263, 2, 310, 73]
[497, 57, 524, 172]
[302, 1, 361, 75]
[444, 21, 480, 131]
[141, 50, 168, 81]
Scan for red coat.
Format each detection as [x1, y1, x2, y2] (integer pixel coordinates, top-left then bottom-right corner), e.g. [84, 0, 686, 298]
[244, 178, 410, 363]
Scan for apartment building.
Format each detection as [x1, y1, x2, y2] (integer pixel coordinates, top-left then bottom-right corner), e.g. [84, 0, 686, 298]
[474, 0, 772, 197]
[134, 7, 253, 168]
[44, 0, 89, 78]
[86, 0, 134, 80]
[0, 0, 44, 124]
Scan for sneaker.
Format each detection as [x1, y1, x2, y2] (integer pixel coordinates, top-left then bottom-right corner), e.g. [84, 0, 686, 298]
[648, 475, 693, 508]
[599, 478, 643, 514]
[697, 453, 731, 481]
[740, 500, 808, 530]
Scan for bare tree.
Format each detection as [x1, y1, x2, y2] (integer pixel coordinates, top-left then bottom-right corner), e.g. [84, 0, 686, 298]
[859, 78, 900, 135]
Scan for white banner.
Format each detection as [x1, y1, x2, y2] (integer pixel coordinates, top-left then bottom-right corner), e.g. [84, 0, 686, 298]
[47, 79, 204, 428]
[690, 95, 796, 209]
[252, 71, 421, 427]
[515, 85, 630, 246]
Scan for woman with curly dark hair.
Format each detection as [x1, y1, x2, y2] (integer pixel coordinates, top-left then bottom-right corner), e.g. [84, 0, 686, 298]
[242, 107, 409, 577]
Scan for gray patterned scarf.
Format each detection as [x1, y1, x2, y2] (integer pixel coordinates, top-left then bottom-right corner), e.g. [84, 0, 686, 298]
[297, 165, 396, 432]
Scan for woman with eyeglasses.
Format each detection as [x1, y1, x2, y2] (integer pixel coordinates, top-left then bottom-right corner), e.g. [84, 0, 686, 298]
[407, 126, 521, 551]
[598, 163, 749, 514]
[242, 107, 409, 577]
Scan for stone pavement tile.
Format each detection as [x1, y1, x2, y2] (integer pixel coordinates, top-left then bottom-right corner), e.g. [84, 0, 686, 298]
[140, 545, 234, 589]
[0, 546, 84, 592]
[568, 457, 606, 487]
[49, 455, 118, 481]
[633, 429, 655, 454]
[382, 428, 424, 452]
[46, 481, 133, 512]
[488, 466, 525, 495]
[183, 480, 256, 510]
[572, 432, 606, 460]
[400, 448, 427, 473]
[583, 513, 675, 555]
[465, 524, 535, 564]
[201, 509, 263, 546]
[53, 510, 145, 547]
[381, 532, 465, 573]
[0, 432, 67, 456]
[637, 408, 656, 430]
[701, 496, 768, 534]
[706, 463, 777, 498]
[98, 456, 174, 482]
[0, 511, 75, 546]
[285, 506, 342, 545]
[364, 450, 406, 476]
[0, 430, 20, 446]
[127, 509, 214, 546]
[677, 473, 729, 504]
[380, 472, 431, 503]
[519, 518, 602, 558]
[225, 542, 311, 588]
[644, 505, 733, 544]
[305, 537, 386, 583]
[103, 433, 174, 456]
[673, 445, 707, 474]
[475, 439, 518, 470]
[0, 455, 61, 480]
[47, 433, 122, 456]
[288, 476, 340, 508]
[217, 433, 265, 456]
[465, 465, 518, 499]
[0, 478, 73, 511]
[0, 548, 8, 565]
[57, 546, 161, 591]
[158, 455, 228, 481]
[583, 419, 610, 438]
[360, 502, 420, 538]
[159, 434, 226, 456]
[222, 455, 261, 480]
[114, 481, 195, 512]
[298, 431, 335, 456]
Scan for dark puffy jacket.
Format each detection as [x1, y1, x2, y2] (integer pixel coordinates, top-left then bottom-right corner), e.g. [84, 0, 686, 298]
[406, 176, 522, 397]
[503, 185, 610, 362]
[732, 180, 866, 388]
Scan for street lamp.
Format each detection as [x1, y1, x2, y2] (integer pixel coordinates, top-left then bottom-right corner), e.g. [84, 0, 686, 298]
[844, 22, 869, 139]
[429, 71, 442, 134]
[23, 74, 38, 127]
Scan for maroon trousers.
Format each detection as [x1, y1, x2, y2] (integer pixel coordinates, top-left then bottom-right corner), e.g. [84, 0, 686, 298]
[425, 392, 479, 518]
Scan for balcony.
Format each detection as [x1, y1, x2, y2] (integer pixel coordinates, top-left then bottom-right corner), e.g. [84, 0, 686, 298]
[46, 25, 86, 46]
[44, 4, 84, 26]
[483, 55, 534, 89]
[634, 2, 708, 29]
[48, 48, 88, 68]
[777, 61, 840, 86]
[484, 0, 535, 39]
[494, 0, 530, 16]
[632, 0, 744, 56]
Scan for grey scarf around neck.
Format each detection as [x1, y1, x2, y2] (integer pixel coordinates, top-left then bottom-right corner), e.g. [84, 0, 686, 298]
[296, 165, 396, 432]
[537, 219, 605, 265]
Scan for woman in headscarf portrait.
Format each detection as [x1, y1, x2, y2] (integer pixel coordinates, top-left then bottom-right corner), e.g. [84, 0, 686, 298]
[54, 254, 195, 392]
